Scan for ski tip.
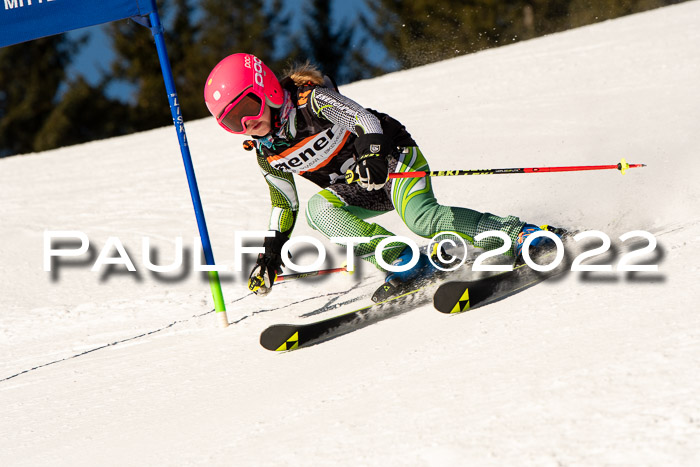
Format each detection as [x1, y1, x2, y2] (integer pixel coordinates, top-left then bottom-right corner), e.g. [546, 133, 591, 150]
[433, 281, 471, 314]
[260, 325, 300, 352]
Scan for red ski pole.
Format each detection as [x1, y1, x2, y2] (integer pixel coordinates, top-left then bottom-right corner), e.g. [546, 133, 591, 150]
[346, 158, 645, 183]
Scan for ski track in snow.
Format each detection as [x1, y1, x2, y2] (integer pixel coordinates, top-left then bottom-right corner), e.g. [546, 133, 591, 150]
[2, 2, 700, 465]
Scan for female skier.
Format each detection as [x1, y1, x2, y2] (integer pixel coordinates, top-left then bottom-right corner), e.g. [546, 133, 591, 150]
[203, 53, 561, 297]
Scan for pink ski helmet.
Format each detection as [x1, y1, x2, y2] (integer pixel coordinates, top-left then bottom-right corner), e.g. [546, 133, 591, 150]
[204, 53, 284, 134]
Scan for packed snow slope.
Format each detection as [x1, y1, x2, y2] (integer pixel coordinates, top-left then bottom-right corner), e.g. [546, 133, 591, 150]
[2, 2, 700, 465]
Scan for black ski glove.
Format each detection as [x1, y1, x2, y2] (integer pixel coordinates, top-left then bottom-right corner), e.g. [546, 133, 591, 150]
[248, 230, 288, 295]
[347, 133, 393, 191]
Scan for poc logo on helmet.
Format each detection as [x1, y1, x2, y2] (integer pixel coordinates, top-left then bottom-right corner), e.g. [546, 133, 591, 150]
[244, 55, 265, 88]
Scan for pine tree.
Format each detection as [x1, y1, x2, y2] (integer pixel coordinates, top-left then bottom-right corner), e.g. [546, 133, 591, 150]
[363, 0, 686, 70]
[33, 77, 133, 152]
[564, 0, 679, 29]
[198, 0, 291, 72]
[298, 0, 378, 84]
[108, 2, 184, 130]
[362, 0, 513, 69]
[0, 37, 75, 157]
[169, 0, 211, 120]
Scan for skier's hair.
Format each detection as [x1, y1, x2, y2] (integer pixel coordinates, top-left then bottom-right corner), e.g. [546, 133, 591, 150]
[283, 60, 325, 86]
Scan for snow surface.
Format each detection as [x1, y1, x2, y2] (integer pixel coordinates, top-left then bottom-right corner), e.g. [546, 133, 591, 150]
[2, 2, 700, 465]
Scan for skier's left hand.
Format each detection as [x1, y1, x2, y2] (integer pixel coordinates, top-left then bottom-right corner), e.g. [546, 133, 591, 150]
[248, 231, 288, 295]
[348, 133, 393, 191]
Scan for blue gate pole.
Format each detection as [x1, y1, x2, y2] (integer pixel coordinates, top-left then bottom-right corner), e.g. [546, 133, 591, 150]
[147, 10, 229, 328]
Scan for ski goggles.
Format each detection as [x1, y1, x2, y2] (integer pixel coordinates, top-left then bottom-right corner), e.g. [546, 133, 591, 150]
[217, 88, 264, 134]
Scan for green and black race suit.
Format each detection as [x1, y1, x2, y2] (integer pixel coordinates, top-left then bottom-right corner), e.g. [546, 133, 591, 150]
[252, 82, 526, 270]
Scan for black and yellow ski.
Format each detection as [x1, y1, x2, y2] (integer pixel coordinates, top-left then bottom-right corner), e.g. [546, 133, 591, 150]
[434, 232, 577, 314]
[260, 287, 427, 351]
[433, 262, 561, 314]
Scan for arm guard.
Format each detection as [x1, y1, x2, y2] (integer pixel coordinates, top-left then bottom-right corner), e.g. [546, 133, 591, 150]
[310, 87, 384, 137]
[257, 154, 299, 237]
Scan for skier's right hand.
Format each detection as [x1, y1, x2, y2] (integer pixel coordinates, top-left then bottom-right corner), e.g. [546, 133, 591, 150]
[347, 133, 392, 191]
[352, 153, 389, 191]
[248, 231, 287, 295]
